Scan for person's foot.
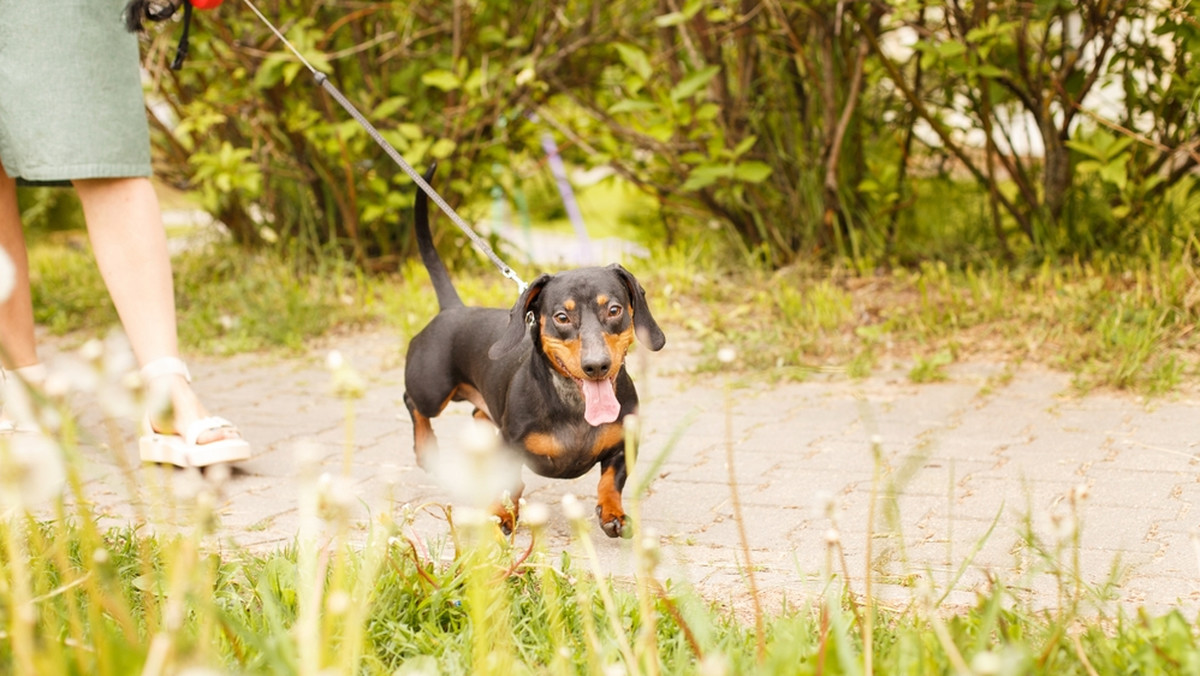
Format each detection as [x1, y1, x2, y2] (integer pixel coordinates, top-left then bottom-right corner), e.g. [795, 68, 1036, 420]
[139, 357, 250, 468]
[148, 372, 243, 444]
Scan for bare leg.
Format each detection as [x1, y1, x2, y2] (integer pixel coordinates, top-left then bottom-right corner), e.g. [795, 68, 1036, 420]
[72, 176, 238, 444]
[0, 164, 39, 370]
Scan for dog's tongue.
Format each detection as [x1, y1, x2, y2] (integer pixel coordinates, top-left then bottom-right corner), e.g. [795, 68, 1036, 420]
[581, 378, 620, 426]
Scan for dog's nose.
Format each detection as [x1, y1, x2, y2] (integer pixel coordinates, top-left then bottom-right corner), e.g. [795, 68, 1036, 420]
[581, 355, 611, 379]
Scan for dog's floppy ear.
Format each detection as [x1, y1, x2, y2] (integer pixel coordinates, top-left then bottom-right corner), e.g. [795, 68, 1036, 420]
[609, 264, 666, 351]
[489, 274, 552, 360]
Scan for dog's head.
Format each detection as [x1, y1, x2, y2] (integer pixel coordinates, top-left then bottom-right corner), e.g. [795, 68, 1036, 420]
[489, 265, 665, 425]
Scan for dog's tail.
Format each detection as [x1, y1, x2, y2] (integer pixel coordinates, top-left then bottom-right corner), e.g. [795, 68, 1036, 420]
[414, 163, 463, 311]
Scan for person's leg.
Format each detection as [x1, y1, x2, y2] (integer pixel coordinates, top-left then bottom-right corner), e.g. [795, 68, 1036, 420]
[0, 163, 39, 370]
[72, 176, 240, 446]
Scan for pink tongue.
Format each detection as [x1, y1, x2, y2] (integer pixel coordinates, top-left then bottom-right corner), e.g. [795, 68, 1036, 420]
[581, 378, 620, 426]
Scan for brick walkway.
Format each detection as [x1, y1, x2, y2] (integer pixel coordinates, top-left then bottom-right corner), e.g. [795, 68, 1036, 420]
[54, 328, 1200, 616]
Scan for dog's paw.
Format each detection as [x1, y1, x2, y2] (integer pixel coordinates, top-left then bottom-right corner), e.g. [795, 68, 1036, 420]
[596, 505, 632, 539]
[498, 516, 515, 536]
[494, 504, 518, 536]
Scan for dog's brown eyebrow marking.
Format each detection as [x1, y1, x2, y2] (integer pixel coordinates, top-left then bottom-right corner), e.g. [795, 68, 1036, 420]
[596, 294, 609, 306]
[564, 299, 576, 311]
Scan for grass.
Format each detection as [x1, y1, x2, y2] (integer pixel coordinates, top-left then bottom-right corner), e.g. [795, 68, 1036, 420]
[26, 239, 375, 356]
[3, 352, 1200, 676]
[653, 252, 1200, 395]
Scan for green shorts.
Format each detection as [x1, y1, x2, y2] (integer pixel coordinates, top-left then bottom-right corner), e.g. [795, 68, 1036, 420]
[0, 0, 152, 184]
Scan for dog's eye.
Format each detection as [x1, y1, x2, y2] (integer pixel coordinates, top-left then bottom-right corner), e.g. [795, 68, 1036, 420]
[553, 311, 571, 325]
[607, 304, 623, 319]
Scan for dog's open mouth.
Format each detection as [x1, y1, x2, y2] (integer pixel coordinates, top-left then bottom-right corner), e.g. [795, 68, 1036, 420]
[578, 376, 620, 426]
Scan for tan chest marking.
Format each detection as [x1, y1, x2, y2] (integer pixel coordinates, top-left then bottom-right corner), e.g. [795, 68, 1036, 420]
[523, 422, 625, 459]
[524, 432, 565, 458]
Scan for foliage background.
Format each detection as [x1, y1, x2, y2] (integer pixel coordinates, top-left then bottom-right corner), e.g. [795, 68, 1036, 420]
[136, 0, 1200, 271]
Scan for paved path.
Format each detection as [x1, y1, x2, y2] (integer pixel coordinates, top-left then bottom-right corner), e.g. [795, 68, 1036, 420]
[48, 329, 1200, 616]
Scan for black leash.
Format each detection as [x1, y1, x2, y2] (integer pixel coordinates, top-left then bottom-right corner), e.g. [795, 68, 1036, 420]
[241, 0, 528, 291]
[171, 0, 193, 70]
[123, 0, 194, 70]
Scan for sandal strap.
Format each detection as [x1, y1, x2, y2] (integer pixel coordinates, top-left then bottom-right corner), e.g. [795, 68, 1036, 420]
[140, 356, 192, 383]
[183, 416, 238, 446]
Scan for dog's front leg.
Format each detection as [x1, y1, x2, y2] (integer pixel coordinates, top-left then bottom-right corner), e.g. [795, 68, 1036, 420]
[596, 451, 632, 539]
[492, 480, 525, 535]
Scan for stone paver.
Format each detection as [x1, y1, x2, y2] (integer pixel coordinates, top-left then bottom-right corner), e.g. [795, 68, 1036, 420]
[39, 329, 1200, 616]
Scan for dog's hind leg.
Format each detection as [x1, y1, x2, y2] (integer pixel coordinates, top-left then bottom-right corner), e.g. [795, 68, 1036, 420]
[404, 392, 441, 470]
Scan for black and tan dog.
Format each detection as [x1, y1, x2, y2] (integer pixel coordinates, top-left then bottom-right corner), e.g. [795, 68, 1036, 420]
[403, 167, 665, 538]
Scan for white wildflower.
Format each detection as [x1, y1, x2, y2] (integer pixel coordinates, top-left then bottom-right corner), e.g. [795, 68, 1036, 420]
[0, 433, 67, 516]
[330, 366, 365, 400]
[523, 501, 550, 527]
[824, 528, 841, 545]
[427, 422, 520, 509]
[1050, 512, 1075, 541]
[326, 590, 351, 615]
[325, 350, 344, 371]
[970, 650, 1001, 676]
[623, 414, 640, 440]
[325, 351, 365, 399]
[461, 418, 500, 457]
[562, 493, 586, 521]
[43, 373, 72, 398]
[640, 527, 662, 568]
[316, 472, 358, 522]
[698, 653, 729, 676]
[78, 338, 104, 362]
[1, 370, 35, 430]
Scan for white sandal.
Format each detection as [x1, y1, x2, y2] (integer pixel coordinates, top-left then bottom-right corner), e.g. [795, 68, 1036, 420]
[137, 357, 251, 468]
[1, 364, 46, 435]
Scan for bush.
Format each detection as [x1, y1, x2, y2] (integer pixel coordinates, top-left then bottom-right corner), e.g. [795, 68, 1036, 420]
[141, 1, 1200, 269]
